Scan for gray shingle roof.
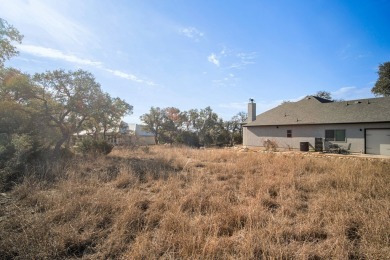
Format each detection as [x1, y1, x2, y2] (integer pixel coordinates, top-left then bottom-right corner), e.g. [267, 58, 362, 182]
[244, 96, 390, 127]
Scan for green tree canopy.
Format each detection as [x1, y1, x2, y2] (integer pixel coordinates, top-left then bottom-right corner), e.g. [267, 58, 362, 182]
[141, 106, 240, 147]
[87, 92, 133, 139]
[33, 69, 132, 155]
[140, 107, 164, 144]
[225, 111, 247, 145]
[0, 68, 39, 135]
[315, 91, 332, 100]
[0, 18, 23, 67]
[371, 62, 390, 96]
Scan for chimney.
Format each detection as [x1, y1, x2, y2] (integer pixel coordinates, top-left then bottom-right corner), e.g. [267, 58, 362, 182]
[248, 98, 256, 122]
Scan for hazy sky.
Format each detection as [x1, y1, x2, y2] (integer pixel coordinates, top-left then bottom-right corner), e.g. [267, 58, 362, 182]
[1, 0, 389, 123]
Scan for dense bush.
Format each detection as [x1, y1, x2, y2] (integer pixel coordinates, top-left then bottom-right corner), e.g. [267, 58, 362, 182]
[175, 131, 200, 147]
[0, 133, 42, 191]
[77, 138, 114, 155]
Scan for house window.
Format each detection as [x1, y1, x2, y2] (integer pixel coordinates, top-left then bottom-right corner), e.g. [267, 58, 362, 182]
[325, 129, 346, 142]
[107, 136, 117, 145]
[287, 130, 292, 138]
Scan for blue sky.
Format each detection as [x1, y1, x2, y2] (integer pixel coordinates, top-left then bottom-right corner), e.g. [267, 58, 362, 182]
[1, 0, 389, 123]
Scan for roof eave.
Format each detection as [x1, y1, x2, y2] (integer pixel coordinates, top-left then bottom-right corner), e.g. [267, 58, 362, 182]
[244, 120, 390, 127]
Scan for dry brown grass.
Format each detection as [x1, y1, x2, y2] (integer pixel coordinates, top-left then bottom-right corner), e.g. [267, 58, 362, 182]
[0, 146, 389, 259]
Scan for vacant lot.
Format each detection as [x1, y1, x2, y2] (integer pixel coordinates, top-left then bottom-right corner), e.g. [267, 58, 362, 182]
[1, 146, 389, 259]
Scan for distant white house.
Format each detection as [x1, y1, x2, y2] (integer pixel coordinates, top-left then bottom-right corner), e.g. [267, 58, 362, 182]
[73, 122, 154, 146]
[122, 123, 155, 145]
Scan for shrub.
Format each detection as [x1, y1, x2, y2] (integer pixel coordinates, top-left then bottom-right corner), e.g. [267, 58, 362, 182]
[263, 139, 278, 152]
[175, 131, 200, 147]
[0, 133, 43, 191]
[77, 139, 114, 155]
[141, 146, 150, 154]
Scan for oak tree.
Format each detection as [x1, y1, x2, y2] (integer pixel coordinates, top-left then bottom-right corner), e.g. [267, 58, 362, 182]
[0, 18, 23, 67]
[372, 61, 390, 96]
[89, 92, 133, 140]
[33, 69, 106, 154]
[140, 107, 164, 144]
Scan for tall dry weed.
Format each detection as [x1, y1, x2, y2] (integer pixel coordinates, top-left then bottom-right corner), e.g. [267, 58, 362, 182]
[0, 146, 389, 259]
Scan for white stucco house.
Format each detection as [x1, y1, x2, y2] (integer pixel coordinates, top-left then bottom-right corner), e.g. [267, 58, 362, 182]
[243, 96, 390, 155]
[73, 123, 154, 146]
[125, 123, 155, 145]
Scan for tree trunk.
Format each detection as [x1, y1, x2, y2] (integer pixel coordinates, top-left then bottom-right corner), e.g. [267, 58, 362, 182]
[53, 134, 69, 157]
[154, 126, 159, 144]
[154, 133, 158, 145]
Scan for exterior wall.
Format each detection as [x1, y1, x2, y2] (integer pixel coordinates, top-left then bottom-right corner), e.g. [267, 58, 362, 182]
[130, 135, 155, 145]
[73, 133, 155, 146]
[73, 124, 155, 146]
[243, 122, 390, 153]
[111, 135, 155, 146]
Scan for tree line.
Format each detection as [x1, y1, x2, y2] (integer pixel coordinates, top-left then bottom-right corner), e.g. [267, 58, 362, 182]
[0, 18, 133, 189]
[140, 107, 247, 147]
[1, 18, 132, 153]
